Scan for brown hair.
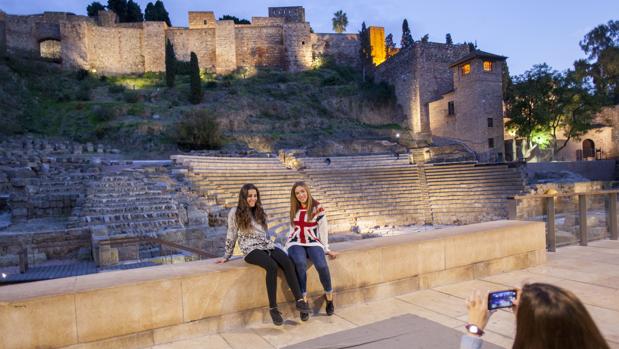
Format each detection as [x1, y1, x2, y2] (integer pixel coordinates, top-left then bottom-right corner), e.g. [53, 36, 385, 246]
[513, 283, 609, 349]
[235, 183, 268, 233]
[290, 181, 319, 225]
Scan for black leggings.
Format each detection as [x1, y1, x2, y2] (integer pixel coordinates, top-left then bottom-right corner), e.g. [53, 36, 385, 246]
[244, 248, 303, 308]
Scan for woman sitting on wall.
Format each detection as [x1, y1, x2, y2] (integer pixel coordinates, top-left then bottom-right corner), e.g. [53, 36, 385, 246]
[217, 183, 310, 326]
[286, 181, 338, 321]
[461, 282, 610, 349]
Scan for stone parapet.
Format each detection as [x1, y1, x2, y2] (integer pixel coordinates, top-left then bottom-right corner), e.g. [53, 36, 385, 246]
[0, 220, 545, 349]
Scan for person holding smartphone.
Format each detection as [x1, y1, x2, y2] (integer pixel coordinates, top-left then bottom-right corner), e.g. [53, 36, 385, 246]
[461, 283, 609, 349]
[216, 183, 310, 326]
[286, 181, 338, 321]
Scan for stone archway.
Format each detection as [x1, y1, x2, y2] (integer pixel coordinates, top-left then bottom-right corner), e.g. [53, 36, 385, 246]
[582, 139, 595, 158]
[39, 38, 61, 61]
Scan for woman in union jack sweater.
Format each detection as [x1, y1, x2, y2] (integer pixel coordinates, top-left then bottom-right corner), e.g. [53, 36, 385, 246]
[286, 181, 338, 320]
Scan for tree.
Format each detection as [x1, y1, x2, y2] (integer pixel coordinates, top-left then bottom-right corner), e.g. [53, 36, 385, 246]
[165, 39, 176, 88]
[420, 34, 429, 43]
[107, 0, 127, 21]
[506, 64, 601, 160]
[385, 33, 396, 59]
[125, 0, 143, 22]
[445, 33, 453, 45]
[332, 10, 348, 33]
[189, 52, 202, 104]
[145, 1, 171, 26]
[219, 15, 250, 24]
[107, 0, 142, 22]
[87, 2, 106, 17]
[359, 22, 373, 81]
[401, 19, 413, 49]
[578, 20, 619, 104]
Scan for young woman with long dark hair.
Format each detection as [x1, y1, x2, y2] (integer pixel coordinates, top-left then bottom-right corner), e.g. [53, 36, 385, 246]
[286, 181, 337, 321]
[461, 283, 609, 349]
[217, 183, 309, 326]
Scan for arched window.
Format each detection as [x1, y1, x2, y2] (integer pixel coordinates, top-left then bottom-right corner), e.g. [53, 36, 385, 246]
[39, 39, 61, 61]
[582, 139, 595, 158]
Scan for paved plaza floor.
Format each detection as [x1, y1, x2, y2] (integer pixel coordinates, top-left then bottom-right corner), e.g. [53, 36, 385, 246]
[150, 240, 619, 349]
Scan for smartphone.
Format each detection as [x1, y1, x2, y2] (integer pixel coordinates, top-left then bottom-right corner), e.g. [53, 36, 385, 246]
[488, 289, 517, 310]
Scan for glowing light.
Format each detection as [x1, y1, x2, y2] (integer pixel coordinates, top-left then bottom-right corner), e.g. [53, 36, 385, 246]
[395, 133, 400, 138]
[1, 273, 6, 278]
[91, 69, 97, 74]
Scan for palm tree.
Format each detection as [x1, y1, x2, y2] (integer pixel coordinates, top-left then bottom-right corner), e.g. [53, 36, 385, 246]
[332, 10, 348, 33]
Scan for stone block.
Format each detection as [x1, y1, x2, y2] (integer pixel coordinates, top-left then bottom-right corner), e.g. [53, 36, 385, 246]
[75, 279, 183, 342]
[418, 265, 475, 289]
[0, 295, 77, 349]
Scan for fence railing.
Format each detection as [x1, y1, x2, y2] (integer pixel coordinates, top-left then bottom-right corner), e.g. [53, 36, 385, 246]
[512, 190, 619, 252]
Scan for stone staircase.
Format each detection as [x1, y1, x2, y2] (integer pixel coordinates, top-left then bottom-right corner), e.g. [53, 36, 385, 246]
[69, 172, 184, 235]
[300, 155, 427, 231]
[174, 154, 527, 236]
[424, 163, 525, 224]
[171, 155, 344, 239]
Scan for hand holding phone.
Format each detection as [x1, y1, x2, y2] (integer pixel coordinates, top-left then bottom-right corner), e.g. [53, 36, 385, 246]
[488, 289, 517, 310]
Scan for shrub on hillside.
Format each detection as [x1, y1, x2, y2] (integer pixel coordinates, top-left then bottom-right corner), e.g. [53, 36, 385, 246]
[92, 104, 120, 122]
[361, 80, 396, 106]
[173, 109, 222, 150]
[123, 90, 140, 103]
[108, 84, 126, 94]
[75, 87, 91, 101]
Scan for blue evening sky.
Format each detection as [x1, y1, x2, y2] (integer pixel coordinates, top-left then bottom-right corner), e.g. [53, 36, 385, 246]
[1, 0, 616, 75]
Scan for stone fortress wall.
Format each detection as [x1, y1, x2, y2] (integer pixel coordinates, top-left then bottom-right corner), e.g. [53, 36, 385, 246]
[0, 6, 356, 75]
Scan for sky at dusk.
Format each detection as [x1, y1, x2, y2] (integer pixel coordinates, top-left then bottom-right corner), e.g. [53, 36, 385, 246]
[1, 0, 617, 75]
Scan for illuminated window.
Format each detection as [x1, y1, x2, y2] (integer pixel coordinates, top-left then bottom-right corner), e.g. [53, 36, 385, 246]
[448, 101, 455, 116]
[483, 61, 493, 71]
[461, 63, 471, 75]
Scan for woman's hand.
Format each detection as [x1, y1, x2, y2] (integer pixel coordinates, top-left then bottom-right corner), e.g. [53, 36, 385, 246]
[216, 258, 227, 264]
[466, 290, 491, 331]
[326, 250, 338, 259]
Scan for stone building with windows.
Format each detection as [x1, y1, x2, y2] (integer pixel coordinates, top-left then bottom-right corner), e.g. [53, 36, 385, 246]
[376, 46, 507, 162]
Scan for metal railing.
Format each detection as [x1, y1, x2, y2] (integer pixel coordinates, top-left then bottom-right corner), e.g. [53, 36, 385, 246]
[512, 190, 619, 252]
[99, 236, 216, 260]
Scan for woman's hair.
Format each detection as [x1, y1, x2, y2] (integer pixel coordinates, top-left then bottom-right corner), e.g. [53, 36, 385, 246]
[235, 183, 267, 233]
[513, 283, 609, 349]
[290, 181, 319, 224]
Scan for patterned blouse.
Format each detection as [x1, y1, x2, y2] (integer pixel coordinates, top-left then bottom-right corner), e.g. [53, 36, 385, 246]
[223, 207, 274, 260]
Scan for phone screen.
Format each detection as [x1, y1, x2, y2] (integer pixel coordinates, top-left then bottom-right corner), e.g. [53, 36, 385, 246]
[488, 290, 517, 310]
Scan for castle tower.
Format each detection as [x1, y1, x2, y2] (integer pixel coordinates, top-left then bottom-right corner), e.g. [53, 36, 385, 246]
[269, 7, 311, 72]
[368, 26, 385, 65]
[96, 10, 117, 26]
[449, 50, 507, 162]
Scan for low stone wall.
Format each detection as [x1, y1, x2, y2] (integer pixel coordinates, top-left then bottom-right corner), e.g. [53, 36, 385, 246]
[0, 220, 545, 349]
[526, 160, 616, 181]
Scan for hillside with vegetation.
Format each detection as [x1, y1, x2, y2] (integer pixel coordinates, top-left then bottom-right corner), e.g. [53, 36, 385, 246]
[0, 56, 405, 158]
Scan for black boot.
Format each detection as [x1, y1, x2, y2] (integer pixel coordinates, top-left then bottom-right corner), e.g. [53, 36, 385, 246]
[325, 295, 334, 316]
[296, 299, 310, 315]
[269, 307, 283, 326]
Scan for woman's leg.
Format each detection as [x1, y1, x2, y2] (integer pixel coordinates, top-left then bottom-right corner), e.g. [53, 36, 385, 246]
[270, 247, 304, 300]
[286, 245, 309, 295]
[306, 246, 333, 293]
[244, 249, 279, 308]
